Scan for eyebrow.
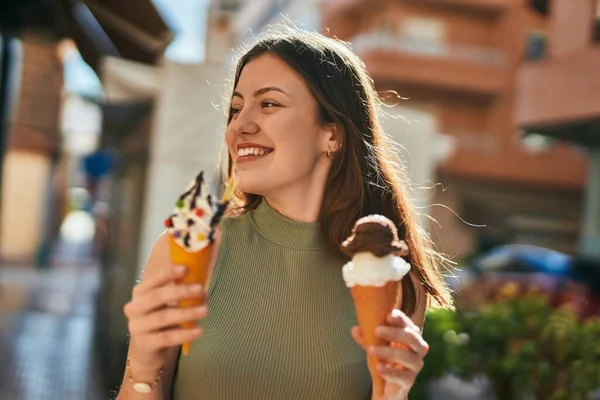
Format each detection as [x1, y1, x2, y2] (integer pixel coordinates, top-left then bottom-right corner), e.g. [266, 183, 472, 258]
[232, 86, 289, 99]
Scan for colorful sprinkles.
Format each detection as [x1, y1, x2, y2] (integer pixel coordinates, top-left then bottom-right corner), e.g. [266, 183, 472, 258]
[165, 171, 237, 250]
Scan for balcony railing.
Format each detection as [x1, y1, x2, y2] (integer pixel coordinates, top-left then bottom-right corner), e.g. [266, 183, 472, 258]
[350, 31, 507, 68]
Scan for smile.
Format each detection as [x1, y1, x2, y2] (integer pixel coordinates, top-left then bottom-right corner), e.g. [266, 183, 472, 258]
[236, 146, 273, 164]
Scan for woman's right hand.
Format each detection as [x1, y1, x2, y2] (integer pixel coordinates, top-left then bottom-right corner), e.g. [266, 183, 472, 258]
[123, 264, 208, 367]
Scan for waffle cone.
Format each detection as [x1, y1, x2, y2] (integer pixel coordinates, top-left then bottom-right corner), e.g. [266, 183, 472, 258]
[168, 236, 213, 355]
[350, 281, 400, 397]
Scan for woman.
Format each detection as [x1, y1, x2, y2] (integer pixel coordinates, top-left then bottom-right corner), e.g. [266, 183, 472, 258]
[118, 27, 453, 400]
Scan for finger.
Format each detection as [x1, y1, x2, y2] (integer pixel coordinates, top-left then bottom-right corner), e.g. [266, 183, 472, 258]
[376, 326, 429, 356]
[141, 327, 204, 352]
[377, 363, 417, 386]
[141, 284, 206, 315]
[130, 305, 208, 335]
[351, 326, 366, 350]
[133, 265, 187, 297]
[387, 309, 419, 333]
[125, 284, 205, 317]
[370, 346, 424, 373]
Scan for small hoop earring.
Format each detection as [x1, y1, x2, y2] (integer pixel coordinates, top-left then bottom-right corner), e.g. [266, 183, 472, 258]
[326, 147, 331, 158]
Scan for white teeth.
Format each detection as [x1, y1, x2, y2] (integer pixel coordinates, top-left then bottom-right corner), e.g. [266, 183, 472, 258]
[237, 147, 270, 157]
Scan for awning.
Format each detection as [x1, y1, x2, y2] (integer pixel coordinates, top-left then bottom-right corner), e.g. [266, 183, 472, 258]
[0, 0, 173, 74]
[59, 0, 174, 73]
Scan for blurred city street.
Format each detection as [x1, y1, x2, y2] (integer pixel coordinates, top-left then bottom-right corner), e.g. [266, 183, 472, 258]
[0, 0, 599, 399]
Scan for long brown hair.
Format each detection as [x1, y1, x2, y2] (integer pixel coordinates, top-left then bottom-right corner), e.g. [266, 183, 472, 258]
[221, 27, 453, 315]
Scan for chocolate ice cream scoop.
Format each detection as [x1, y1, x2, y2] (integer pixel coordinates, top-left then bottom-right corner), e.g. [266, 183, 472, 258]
[341, 215, 409, 259]
[340, 215, 412, 397]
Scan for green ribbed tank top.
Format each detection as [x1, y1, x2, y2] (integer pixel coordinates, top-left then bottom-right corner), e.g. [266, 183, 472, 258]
[172, 200, 371, 399]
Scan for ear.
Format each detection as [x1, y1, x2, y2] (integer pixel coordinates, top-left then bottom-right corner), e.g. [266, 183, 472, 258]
[320, 123, 342, 155]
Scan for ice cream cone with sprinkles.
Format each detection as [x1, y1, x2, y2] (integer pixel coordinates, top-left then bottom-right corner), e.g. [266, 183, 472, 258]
[163, 172, 236, 355]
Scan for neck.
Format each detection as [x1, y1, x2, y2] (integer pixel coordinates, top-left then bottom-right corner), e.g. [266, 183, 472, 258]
[258, 156, 332, 222]
[264, 180, 326, 223]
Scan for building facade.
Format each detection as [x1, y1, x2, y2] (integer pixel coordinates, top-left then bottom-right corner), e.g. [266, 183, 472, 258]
[515, 0, 600, 261]
[322, 0, 588, 257]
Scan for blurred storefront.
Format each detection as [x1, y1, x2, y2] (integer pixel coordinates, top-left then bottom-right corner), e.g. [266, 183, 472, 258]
[0, 0, 172, 265]
[0, 32, 64, 265]
[0, 0, 176, 391]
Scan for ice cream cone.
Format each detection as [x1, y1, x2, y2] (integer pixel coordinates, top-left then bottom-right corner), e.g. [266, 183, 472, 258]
[351, 281, 399, 397]
[341, 215, 412, 396]
[164, 172, 237, 356]
[169, 236, 213, 355]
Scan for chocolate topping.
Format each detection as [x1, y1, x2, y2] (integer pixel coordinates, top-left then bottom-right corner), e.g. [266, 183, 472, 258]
[341, 215, 409, 259]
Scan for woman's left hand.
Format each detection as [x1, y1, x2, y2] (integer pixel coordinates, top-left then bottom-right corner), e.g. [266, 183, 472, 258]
[351, 309, 429, 400]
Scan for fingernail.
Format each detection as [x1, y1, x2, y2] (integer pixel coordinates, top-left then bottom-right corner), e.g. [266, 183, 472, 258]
[175, 265, 186, 274]
[375, 326, 385, 336]
[391, 309, 403, 319]
[368, 346, 377, 355]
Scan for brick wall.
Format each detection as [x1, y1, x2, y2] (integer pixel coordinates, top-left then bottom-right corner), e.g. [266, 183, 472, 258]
[8, 33, 63, 156]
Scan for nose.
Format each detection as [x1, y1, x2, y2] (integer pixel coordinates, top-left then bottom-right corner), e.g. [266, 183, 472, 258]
[231, 110, 259, 136]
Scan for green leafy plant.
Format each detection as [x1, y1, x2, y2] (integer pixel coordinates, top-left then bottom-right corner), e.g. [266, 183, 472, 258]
[412, 282, 600, 399]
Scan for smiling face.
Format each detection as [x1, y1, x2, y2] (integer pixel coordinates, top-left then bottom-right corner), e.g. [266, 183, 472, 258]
[226, 53, 337, 199]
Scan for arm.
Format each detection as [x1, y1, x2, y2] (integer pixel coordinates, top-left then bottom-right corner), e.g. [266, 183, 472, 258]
[116, 233, 179, 400]
[116, 227, 222, 400]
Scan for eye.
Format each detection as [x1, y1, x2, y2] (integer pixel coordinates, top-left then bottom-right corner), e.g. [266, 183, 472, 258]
[229, 107, 241, 117]
[261, 100, 279, 108]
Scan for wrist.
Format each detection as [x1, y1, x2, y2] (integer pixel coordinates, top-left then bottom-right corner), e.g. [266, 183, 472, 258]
[126, 358, 164, 393]
[128, 342, 164, 373]
[128, 357, 162, 376]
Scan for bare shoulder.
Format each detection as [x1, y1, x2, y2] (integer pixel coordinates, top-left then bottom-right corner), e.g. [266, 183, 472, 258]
[137, 231, 172, 283]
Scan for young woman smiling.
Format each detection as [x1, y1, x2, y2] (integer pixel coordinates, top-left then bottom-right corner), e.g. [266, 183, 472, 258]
[118, 27, 453, 400]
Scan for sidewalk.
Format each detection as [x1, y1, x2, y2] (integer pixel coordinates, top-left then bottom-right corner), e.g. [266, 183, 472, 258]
[0, 241, 106, 400]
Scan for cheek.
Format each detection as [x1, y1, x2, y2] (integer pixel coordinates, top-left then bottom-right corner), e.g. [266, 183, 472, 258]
[276, 142, 318, 163]
[269, 114, 322, 157]
[269, 139, 322, 179]
[225, 127, 236, 155]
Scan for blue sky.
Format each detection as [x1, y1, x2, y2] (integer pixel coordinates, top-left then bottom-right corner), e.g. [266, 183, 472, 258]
[152, 0, 209, 63]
